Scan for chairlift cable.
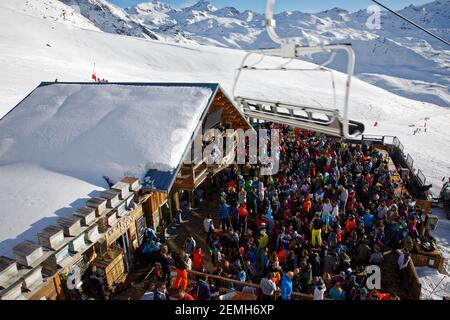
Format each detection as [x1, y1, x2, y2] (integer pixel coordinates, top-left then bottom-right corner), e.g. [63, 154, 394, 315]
[371, 0, 450, 46]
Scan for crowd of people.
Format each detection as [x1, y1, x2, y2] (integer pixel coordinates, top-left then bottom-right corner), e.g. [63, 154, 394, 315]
[151, 124, 434, 301]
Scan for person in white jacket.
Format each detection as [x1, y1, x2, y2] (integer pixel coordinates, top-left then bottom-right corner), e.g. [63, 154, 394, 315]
[203, 214, 215, 242]
[260, 273, 277, 300]
[313, 278, 326, 300]
[331, 201, 340, 222]
[339, 186, 348, 214]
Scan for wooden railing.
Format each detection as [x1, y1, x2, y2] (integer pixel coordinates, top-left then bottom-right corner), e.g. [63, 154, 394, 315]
[170, 267, 318, 300]
[346, 134, 430, 199]
[405, 260, 422, 300]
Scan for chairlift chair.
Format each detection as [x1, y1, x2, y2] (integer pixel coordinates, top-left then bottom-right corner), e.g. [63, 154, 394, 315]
[232, 0, 365, 139]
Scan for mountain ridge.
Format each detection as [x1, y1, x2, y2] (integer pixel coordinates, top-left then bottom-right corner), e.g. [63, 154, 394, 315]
[4, 0, 450, 106]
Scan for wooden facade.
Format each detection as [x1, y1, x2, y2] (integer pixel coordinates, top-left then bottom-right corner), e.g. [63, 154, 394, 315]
[172, 88, 251, 193]
[142, 192, 168, 229]
[29, 275, 64, 300]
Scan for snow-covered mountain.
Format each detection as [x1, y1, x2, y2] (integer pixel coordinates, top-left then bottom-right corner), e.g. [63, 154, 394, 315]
[1, 0, 450, 193]
[59, 0, 161, 39]
[44, 0, 449, 107]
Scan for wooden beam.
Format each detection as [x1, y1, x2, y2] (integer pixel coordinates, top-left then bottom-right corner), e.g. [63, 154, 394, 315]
[172, 182, 195, 191]
[168, 266, 318, 300]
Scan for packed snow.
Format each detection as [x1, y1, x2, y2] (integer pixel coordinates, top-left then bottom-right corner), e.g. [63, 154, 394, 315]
[430, 207, 450, 274]
[0, 0, 449, 278]
[0, 83, 212, 257]
[415, 208, 450, 300]
[0, 83, 212, 174]
[0, 163, 102, 258]
[416, 267, 450, 300]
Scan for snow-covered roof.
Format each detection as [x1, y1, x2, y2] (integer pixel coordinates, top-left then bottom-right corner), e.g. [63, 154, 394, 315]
[0, 82, 219, 257]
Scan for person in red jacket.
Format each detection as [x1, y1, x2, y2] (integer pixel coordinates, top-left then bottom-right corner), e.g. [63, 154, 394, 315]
[192, 247, 205, 272]
[345, 215, 357, 235]
[303, 197, 312, 216]
[238, 202, 249, 235]
[178, 289, 195, 300]
[227, 180, 237, 192]
[276, 246, 286, 267]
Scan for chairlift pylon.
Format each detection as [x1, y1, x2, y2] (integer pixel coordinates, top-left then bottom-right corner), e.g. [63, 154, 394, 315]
[232, 0, 365, 139]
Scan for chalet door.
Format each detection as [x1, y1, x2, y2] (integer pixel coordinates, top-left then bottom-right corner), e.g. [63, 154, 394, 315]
[135, 215, 147, 246]
[179, 189, 193, 209]
[116, 232, 133, 272]
[161, 203, 170, 227]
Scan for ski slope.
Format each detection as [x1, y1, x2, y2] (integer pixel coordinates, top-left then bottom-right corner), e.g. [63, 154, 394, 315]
[1, 2, 449, 193]
[0, 1, 449, 267]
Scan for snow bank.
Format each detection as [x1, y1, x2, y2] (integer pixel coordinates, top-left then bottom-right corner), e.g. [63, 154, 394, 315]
[416, 207, 449, 300]
[0, 83, 212, 257]
[430, 207, 450, 275]
[416, 267, 450, 300]
[0, 83, 212, 177]
[0, 163, 102, 257]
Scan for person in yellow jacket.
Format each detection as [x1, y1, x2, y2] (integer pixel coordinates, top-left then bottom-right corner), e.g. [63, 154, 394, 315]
[258, 229, 269, 249]
[311, 215, 324, 247]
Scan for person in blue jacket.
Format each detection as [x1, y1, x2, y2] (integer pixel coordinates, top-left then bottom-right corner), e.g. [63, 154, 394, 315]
[218, 198, 230, 232]
[328, 282, 346, 300]
[280, 271, 294, 300]
[363, 209, 375, 232]
[264, 206, 274, 233]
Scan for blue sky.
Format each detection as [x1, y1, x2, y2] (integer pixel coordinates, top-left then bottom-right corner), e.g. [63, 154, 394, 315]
[110, 0, 433, 13]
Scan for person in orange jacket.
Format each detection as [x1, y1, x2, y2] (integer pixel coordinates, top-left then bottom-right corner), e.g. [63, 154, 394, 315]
[336, 226, 344, 244]
[172, 249, 188, 291]
[272, 271, 281, 285]
[345, 215, 357, 235]
[303, 197, 312, 215]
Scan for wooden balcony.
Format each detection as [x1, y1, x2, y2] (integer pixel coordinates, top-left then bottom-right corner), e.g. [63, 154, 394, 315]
[173, 146, 236, 192]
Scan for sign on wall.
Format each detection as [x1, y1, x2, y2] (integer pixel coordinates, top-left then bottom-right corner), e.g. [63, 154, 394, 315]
[105, 214, 134, 246]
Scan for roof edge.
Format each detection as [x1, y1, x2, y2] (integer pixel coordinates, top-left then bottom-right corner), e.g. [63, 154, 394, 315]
[162, 83, 221, 193]
[38, 81, 220, 89]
